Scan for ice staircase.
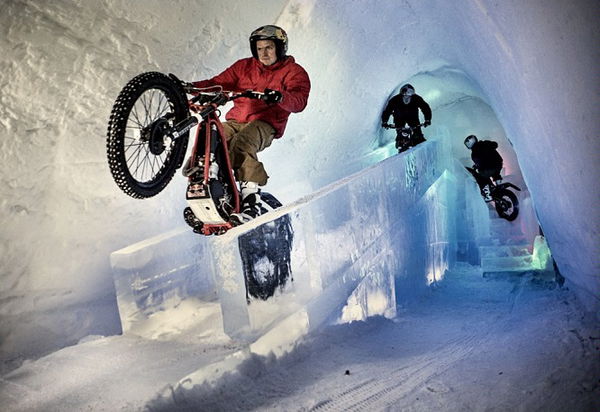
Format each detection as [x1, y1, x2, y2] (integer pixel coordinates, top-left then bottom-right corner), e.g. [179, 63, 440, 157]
[479, 210, 534, 274]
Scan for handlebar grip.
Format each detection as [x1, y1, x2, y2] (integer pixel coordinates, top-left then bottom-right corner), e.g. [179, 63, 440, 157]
[235, 90, 265, 100]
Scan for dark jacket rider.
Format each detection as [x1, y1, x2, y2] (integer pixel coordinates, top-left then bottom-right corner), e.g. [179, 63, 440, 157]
[464, 134, 504, 201]
[381, 84, 432, 149]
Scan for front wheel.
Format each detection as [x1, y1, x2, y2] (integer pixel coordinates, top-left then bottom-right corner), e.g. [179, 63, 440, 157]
[494, 189, 519, 221]
[106, 72, 189, 198]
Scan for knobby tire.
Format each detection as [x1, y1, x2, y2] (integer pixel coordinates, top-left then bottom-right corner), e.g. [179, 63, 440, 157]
[494, 189, 519, 221]
[106, 72, 189, 198]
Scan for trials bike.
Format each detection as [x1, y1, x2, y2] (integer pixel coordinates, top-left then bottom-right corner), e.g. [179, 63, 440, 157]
[106, 71, 281, 235]
[465, 167, 521, 221]
[383, 122, 427, 153]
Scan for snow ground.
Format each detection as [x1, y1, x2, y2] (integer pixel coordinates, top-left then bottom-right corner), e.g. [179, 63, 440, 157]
[2, 264, 598, 411]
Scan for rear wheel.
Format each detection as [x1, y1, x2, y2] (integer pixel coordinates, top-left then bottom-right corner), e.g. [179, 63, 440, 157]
[106, 72, 189, 198]
[494, 189, 519, 221]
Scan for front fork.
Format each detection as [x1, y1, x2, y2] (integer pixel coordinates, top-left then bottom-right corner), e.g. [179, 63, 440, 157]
[161, 101, 220, 144]
[170, 115, 199, 141]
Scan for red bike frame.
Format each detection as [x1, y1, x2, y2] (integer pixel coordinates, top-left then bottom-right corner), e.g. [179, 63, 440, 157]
[187, 100, 240, 235]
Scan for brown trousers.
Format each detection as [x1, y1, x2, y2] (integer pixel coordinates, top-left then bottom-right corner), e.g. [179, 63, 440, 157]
[222, 120, 275, 186]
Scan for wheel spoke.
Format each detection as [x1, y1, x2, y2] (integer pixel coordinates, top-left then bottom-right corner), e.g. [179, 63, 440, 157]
[136, 146, 152, 181]
[126, 143, 145, 174]
[157, 93, 170, 118]
[140, 93, 150, 127]
[147, 90, 155, 123]
[130, 104, 145, 129]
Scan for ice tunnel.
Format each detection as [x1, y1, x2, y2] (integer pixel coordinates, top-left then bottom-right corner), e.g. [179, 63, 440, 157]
[0, 0, 598, 366]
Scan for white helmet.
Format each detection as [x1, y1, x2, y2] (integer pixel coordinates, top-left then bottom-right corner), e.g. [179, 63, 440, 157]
[464, 135, 478, 149]
[249, 25, 288, 60]
[400, 84, 415, 97]
[400, 84, 415, 104]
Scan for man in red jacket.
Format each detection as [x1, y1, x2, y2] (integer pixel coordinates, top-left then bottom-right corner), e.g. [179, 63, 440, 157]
[192, 25, 311, 223]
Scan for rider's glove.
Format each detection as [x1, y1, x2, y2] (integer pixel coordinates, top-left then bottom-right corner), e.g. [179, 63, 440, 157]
[423, 120, 431, 127]
[263, 89, 283, 104]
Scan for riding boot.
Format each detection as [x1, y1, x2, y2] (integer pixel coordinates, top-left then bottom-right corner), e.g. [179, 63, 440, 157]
[230, 181, 263, 224]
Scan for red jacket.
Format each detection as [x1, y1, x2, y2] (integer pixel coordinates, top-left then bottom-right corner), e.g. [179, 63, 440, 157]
[193, 56, 310, 138]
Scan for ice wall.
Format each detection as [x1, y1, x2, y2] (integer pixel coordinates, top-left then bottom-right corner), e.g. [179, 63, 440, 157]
[1, 0, 598, 363]
[110, 228, 216, 334]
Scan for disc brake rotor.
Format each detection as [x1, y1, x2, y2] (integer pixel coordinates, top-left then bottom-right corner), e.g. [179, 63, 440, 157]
[147, 118, 170, 156]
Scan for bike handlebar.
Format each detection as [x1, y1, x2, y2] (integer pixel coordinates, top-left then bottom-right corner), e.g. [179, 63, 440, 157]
[185, 86, 267, 106]
[232, 90, 267, 100]
[168, 73, 267, 104]
[382, 122, 426, 130]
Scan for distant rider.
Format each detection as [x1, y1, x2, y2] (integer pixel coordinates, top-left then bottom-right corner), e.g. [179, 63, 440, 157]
[464, 135, 503, 202]
[190, 25, 311, 223]
[381, 84, 432, 152]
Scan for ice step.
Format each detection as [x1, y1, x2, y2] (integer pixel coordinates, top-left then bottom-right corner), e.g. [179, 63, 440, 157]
[489, 219, 523, 237]
[479, 235, 529, 247]
[479, 244, 531, 258]
[489, 217, 520, 229]
[481, 255, 533, 272]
